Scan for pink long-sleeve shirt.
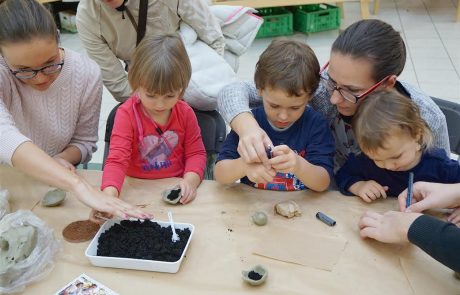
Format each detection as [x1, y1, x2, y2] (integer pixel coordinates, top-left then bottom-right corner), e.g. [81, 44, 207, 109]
[101, 95, 206, 192]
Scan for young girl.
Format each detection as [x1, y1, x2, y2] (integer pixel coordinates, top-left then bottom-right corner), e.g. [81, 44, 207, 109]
[94, 34, 206, 222]
[335, 90, 460, 202]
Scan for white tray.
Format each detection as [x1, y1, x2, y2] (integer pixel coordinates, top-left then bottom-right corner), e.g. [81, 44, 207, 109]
[85, 219, 194, 273]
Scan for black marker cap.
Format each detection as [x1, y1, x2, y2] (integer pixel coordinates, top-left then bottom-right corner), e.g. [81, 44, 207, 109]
[316, 212, 336, 226]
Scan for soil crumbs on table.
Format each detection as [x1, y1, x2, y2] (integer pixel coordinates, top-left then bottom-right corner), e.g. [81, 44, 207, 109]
[97, 220, 191, 262]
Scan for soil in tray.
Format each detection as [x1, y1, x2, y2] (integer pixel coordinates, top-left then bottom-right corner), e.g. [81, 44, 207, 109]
[97, 220, 191, 262]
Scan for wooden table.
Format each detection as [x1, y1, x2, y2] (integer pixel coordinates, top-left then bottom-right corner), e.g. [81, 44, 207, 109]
[1, 166, 459, 294]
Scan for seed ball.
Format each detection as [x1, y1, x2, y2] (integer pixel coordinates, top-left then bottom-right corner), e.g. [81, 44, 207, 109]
[252, 211, 268, 226]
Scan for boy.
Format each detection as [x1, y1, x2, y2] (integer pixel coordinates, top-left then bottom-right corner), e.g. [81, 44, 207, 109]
[214, 39, 335, 192]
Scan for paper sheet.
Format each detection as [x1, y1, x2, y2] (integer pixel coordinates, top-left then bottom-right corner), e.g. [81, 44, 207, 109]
[252, 227, 347, 271]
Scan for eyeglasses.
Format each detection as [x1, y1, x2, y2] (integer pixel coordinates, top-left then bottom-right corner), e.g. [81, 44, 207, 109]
[8, 60, 65, 80]
[320, 61, 391, 104]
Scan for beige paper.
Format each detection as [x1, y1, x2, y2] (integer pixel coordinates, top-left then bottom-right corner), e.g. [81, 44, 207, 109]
[400, 257, 460, 294]
[253, 227, 347, 271]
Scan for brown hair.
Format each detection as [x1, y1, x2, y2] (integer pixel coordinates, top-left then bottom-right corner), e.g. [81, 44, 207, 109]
[353, 90, 432, 154]
[332, 19, 406, 82]
[128, 33, 191, 97]
[254, 38, 320, 97]
[0, 0, 58, 51]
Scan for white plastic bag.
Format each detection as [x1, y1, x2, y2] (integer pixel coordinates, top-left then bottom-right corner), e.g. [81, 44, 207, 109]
[0, 188, 9, 221]
[0, 210, 61, 294]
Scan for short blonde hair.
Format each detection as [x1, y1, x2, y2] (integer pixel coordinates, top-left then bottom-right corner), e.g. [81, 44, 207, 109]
[353, 90, 432, 154]
[128, 33, 191, 97]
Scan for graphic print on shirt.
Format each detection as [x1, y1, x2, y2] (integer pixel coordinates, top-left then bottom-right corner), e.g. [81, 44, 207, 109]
[139, 130, 178, 171]
[254, 149, 306, 191]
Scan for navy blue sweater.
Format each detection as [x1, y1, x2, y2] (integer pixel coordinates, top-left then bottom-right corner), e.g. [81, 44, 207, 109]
[335, 149, 460, 197]
[217, 106, 335, 191]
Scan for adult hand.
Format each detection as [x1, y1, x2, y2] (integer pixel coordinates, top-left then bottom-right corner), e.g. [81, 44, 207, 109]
[89, 209, 113, 224]
[232, 113, 273, 164]
[246, 163, 276, 184]
[358, 211, 421, 243]
[349, 180, 388, 203]
[269, 145, 299, 174]
[448, 207, 460, 227]
[73, 179, 151, 220]
[398, 182, 460, 213]
[54, 155, 76, 172]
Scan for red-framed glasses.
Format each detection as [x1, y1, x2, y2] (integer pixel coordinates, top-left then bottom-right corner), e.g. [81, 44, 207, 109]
[320, 61, 391, 104]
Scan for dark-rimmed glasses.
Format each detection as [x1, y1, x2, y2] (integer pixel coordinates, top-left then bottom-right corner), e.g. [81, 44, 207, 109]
[320, 61, 391, 104]
[8, 60, 65, 80]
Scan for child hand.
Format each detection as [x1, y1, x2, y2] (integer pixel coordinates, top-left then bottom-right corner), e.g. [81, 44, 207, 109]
[178, 179, 198, 204]
[246, 163, 276, 184]
[269, 145, 299, 174]
[349, 180, 389, 203]
[448, 207, 460, 227]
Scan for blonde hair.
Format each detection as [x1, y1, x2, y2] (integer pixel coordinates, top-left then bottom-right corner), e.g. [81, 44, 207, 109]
[128, 33, 191, 97]
[353, 90, 432, 154]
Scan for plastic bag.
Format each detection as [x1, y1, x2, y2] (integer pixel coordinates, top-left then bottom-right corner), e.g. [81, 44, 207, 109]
[0, 188, 10, 221]
[0, 210, 61, 294]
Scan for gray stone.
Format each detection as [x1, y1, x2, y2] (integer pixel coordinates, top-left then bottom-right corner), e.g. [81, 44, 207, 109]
[41, 189, 66, 207]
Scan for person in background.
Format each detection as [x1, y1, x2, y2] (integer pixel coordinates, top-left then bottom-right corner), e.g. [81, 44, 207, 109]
[76, 0, 225, 103]
[214, 39, 335, 192]
[359, 181, 460, 272]
[217, 19, 449, 172]
[93, 34, 206, 223]
[335, 90, 460, 201]
[0, 0, 148, 220]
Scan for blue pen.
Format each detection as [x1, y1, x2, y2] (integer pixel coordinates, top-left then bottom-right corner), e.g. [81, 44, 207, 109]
[406, 172, 414, 208]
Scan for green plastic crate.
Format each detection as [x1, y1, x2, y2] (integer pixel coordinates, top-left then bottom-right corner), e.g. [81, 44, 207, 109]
[293, 4, 340, 33]
[256, 7, 293, 39]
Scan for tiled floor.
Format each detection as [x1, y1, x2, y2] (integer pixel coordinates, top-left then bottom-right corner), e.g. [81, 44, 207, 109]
[62, 0, 460, 167]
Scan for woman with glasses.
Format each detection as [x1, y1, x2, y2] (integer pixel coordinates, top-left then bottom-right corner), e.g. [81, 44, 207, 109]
[0, 0, 149, 220]
[217, 19, 449, 172]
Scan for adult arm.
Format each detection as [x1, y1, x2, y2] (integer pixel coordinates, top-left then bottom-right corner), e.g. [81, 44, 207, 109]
[408, 214, 460, 272]
[76, 5, 131, 102]
[359, 211, 460, 272]
[11, 141, 148, 219]
[217, 81, 271, 163]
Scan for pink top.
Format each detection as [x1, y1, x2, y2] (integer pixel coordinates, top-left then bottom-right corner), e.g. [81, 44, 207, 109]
[102, 95, 206, 192]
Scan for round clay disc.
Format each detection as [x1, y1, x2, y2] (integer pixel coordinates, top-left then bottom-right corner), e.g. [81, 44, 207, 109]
[62, 220, 100, 243]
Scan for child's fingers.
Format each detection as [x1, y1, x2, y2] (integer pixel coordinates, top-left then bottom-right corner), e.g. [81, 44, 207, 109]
[360, 193, 372, 203]
[379, 186, 388, 199]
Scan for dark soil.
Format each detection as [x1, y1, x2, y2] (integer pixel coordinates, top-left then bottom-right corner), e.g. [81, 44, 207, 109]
[248, 271, 262, 280]
[167, 188, 181, 201]
[97, 220, 191, 262]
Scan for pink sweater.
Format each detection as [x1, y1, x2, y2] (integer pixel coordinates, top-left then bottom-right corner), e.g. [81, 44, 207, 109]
[102, 96, 206, 192]
[0, 49, 102, 165]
